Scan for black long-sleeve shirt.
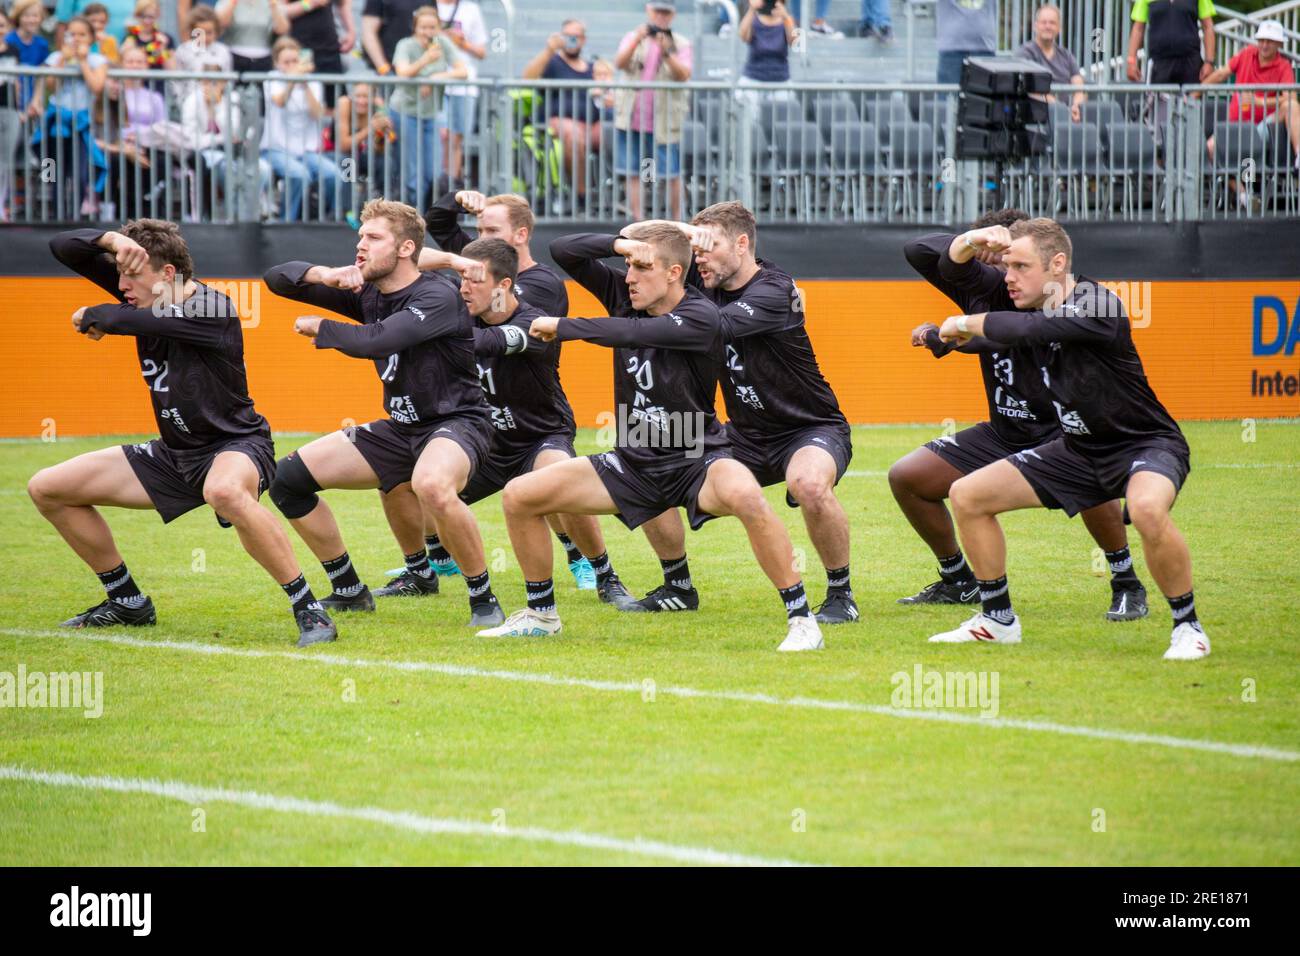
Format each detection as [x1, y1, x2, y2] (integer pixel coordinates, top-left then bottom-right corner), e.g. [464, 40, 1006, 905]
[263, 262, 489, 427]
[50, 229, 270, 457]
[550, 233, 729, 474]
[905, 233, 1057, 447]
[426, 192, 570, 316]
[472, 301, 576, 455]
[982, 277, 1185, 455]
[685, 258, 846, 439]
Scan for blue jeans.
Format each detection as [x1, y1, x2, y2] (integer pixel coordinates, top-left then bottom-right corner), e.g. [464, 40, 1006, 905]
[938, 49, 989, 84]
[394, 109, 443, 212]
[261, 149, 340, 221]
[861, 0, 891, 28]
[790, 0, 831, 22]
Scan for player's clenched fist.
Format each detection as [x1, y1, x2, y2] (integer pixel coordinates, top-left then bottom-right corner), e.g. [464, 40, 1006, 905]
[109, 234, 150, 275]
[964, 225, 1012, 253]
[449, 255, 486, 282]
[910, 322, 940, 346]
[683, 224, 714, 252]
[529, 315, 561, 341]
[456, 190, 488, 215]
[938, 315, 974, 343]
[294, 316, 323, 338]
[321, 265, 364, 291]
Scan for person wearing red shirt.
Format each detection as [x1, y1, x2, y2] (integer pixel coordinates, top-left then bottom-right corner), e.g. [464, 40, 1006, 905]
[1205, 21, 1299, 170]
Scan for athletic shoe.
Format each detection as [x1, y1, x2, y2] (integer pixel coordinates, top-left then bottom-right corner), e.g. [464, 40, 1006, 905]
[469, 595, 506, 628]
[568, 557, 597, 590]
[476, 607, 562, 637]
[430, 557, 461, 577]
[928, 612, 1022, 644]
[777, 615, 825, 652]
[320, 585, 376, 613]
[295, 607, 337, 647]
[597, 576, 638, 610]
[60, 596, 156, 628]
[814, 591, 860, 625]
[897, 577, 980, 605]
[374, 570, 440, 598]
[622, 584, 699, 613]
[1105, 584, 1149, 622]
[1163, 622, 1211, 661]
[878, 25, 894, 42]
[810, 21, 844, 38]
[857, 23, 879, 38]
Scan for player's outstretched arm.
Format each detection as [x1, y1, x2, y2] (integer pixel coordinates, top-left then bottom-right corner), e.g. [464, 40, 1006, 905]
[425, 190, 476, 255]
[543, 305, 718, 352]
[310, 285, 465, 359]
[548, 234, 633, 316]
[472, 323, 535, 358]
[49, 229, 147, 301]
[75, 301, 229, 348]
[416, 248, 483, 279]
[263, 261, 366, 322]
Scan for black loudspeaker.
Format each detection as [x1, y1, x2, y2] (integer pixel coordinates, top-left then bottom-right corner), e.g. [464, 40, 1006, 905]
[955, 56, 1052, 161]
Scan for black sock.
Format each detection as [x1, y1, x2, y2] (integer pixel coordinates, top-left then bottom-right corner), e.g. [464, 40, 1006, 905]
[426, 534, 452, 562]
[978, 575, 1015, 625]
[556, 532, 584, 565]
[404, 548, 433, 579]
[826, 563, 851, 595]
[464, 569, 494, 607]
[322, 552, 364, 597]
[1105, 547, 1141, 587]
[97, 562, 146, 606]
[938, 551, 975, 586]
[779, 581, 811, 619]
[1167, 590, 1200, 628]
[661, 555, 692, 591]
[526, 578, 555, 613]
[588, 551, 615, 587]
[282, 574, 321, 615]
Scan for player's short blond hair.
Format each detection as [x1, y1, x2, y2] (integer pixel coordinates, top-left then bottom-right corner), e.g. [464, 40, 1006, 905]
[361, 199, 426, 257]
[484, 194, 535, 236]
[1010, 217, 1072, 270]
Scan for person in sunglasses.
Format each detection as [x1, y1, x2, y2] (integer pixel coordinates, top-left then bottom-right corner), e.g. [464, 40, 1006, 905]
[523, 19, 600, 204]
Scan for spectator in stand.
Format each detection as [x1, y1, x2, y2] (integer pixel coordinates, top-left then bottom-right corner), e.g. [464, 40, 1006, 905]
[740, 0, 795, 93]
[183, 61, 272, 212]
[590, 57, 615, 124]
[111, 43, 165, 138]
[261, 34, 340, 219]
[1017, 4, 1085, 122]
[1127, 0, 1216, 85]
[83, 3, 120, 62]
[175, 4, 233, 72]
[859, 0, 892, 41]
[360, 0, 422, 72]
[435, 0, 486, 185]
[390, 4, 464, 210]
[282, 0, 354, 106]
[54, 1, 134, 45]
[935, 0, 997, 84]
[7, 0, 50, 120]
[0, 8, 20, 220]
[38, 15, 110, 216]
[522, 19, 600, 202]
[215, 0, 289, 74]
[788, 0, 840, 39]
[613, 1, 692, 219]
[121, 0, 176, 74]
[332, 79, 391, 221]
[1204, 21, 1299, 170]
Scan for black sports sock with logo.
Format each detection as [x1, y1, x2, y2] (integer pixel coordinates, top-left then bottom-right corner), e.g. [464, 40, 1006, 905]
[281, 574, 321, 615]
[464, 569, 494, 607]
[526, 579, 556, 613]
[404, 549, 433, 579]
[588, 551, 616, 588]
[322, 552, 364, 597]
[977, 575, 1015, 625]
[779, 581, 812, 619]
[1105, 547, 1141, 588]
[556, 532, 584, 565]
[1167, 590, 1200, 628]
[825, 563, 851, 596]
[661, 555, 692, 591]
[938, 551, 975, 586]
[97, 563, 146, 607]
[425, 534, 452, 563]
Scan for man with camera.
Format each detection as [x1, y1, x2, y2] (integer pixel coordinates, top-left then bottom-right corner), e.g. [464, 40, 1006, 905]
[613, 2, 693, 220]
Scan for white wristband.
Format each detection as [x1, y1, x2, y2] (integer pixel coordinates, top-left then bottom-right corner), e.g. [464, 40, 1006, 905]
[956, 315, 969, 334]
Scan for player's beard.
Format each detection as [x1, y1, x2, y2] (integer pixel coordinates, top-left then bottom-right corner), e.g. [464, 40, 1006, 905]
[361, 249, 399, 282]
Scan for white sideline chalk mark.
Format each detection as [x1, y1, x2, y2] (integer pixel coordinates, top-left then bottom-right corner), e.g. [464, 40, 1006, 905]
[0, 765, 810, 867]
[3, 628, 1297, 764]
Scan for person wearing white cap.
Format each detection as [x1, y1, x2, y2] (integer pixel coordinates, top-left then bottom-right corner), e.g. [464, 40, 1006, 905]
[1204, 20, 1299, 174]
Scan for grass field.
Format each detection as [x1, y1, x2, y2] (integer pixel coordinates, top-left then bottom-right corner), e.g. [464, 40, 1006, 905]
[1, 420, 1298, 866]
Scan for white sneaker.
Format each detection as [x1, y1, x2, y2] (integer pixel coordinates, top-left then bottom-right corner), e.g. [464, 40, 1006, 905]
[476, 608, 561, 637]
[928, 612, 1022, 644]
[1163, 622, 1211, 660]
[777, 614, 824, 652]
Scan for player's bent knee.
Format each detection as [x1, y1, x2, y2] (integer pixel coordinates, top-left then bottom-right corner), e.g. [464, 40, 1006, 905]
[203, 480, 251, 516]
[26, 469, 58, 509]
[788, 472, 832, 508]
[268, 454, 321, 519]
[411, 473, 459, 511]
[1126, 494, 1169, 537]
[948, 476, 986, 516]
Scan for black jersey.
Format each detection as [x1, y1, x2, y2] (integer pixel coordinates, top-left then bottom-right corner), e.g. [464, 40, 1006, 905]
[264, 263, 490, 427]
[473, 300, 576, 453]
[425, 192, 570, 316]
[686, 258, 845, 439]
[982, 277, 1185, 455]
[550, 233, 729, 476]
[905, 233, 1058, 447]
[50, 229, 271, 458]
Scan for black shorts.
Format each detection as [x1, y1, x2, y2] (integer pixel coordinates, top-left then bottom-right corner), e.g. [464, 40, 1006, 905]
[1150, 53, 1203, 85]
[925, 421, 1038, 476]
[460, 434, 577, 505]
[726, 422, 853, 508]
[123, 435, 276, 525]
[1008, 436, 1191, 517]
[590, 448, 733, 531]
[351, 415, 493, 493]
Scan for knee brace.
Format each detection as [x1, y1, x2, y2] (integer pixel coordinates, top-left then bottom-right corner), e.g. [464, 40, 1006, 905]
[268, 453, 322, 519]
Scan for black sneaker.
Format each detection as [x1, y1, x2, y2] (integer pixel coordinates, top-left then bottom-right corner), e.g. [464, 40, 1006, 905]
[897, 578, 980, 605]
[858, 23, 879, 38]
[1105, 584, 1149, 622]
[814, 590, 860, 625]
[374, 570, 439, 598]
[60, 596, 156, 628]
[622, 584, 699, 613]
[469, 594, 505, 627]
[597, 576, 638, 611]
[296, 607, 337, 647]
[320, 585, 376, 612]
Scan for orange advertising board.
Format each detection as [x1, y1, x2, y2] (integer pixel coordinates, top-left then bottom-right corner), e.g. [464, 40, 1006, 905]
[0, 276, 1296, 439]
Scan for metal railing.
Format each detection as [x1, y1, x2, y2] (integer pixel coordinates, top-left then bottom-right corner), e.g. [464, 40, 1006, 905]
[1, 64, 1297, 226]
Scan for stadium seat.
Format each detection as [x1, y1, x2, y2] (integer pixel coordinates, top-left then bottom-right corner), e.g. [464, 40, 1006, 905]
[1083, 98, 1124, 130]
[827, 121, 880, 220]
[758, 98, 806, 131]
[1051, 121, 1107, 217]
[814, 98, 861, 139]
[881, 121, 938, 220]
[765, 120, 827, 218]
[1106, 122, 1160, 217]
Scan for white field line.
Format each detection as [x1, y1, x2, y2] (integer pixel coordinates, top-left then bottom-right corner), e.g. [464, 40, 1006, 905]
[3, 628, 1297, 764]
[0, 765, 811, 867]
[840, 463, 1299, 479]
